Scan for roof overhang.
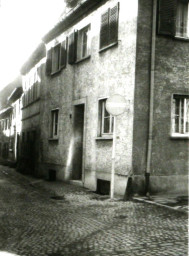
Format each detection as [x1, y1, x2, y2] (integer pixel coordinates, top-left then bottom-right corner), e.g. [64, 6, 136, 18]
[42, 0, 105, 44]
[20, 42, 46, 75]
[0, 106, 12, 118]
[8, 87, 23, 103]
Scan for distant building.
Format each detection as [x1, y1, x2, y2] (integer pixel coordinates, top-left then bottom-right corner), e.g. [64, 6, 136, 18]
[0, 77, 22, 165]
[16, 0, 189, 196]
[19, 43, 46, 175]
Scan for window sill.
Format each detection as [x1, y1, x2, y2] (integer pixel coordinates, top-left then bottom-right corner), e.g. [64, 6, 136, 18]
[75, 55, 91, 64]
[174, 36, 189, 41]
[99, 42, 118, 53]
[50, 67, 65, 76]
[22, 98, 40, 109]
[170, 134, 189, 140]
[48, 137, 59, 141]
[95, 136, 113, 140]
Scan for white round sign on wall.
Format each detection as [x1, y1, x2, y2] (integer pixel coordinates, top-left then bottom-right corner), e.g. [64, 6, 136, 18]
[106, 94, 127, 116]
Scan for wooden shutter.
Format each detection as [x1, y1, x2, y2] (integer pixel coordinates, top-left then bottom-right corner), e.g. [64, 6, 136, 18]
[158, 0, 177, 36]
[109, 3, 119, 45]
[46, 49, 52, 75]
[100, 10, 109, 49]
[68, 31, 77, 64]
[60, 39, 67, 69]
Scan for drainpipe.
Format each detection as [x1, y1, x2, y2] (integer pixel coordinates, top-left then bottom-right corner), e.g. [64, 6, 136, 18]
[145, 0, 157, 196]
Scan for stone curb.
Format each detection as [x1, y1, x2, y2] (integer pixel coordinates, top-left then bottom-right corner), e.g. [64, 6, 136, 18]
[133, 197, 188, 214]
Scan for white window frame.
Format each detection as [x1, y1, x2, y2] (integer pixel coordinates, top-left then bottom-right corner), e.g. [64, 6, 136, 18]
[98, 98, 114, 137]
[171, 94, 189, 138]
[175, 1, 189, 38]
[77, 25, 91, 61]
[50, 109, 59, 139]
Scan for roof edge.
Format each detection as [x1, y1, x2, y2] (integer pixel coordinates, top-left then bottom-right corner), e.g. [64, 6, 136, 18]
[42, 0, 105, 44]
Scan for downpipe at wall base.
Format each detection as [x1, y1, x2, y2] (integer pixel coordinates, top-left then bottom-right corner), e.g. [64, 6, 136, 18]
[145, 0, 157, 196]
[145, 172, 150, 197]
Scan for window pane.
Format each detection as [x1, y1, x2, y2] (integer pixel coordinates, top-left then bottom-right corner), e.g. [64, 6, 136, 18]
[176, 1, 188, 37]
[185, 98, 189, 133]
[51, 110, 59, 137]
[104, 116, 110, 133]
[82, 30, 88, 58]
[104, 107, 110, 118]
[54, 111, 59, 136]
[111, 116, 114, 133]
[175, 99, 180, 133]
[179, 98, 184, 133]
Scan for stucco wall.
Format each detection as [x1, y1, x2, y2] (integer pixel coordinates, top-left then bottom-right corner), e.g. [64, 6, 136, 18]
[133, 0, 189, 194]
[40, 0, 138, 195]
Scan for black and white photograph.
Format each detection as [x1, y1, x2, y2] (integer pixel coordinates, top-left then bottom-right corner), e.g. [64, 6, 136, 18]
[0, 0, 188, 255]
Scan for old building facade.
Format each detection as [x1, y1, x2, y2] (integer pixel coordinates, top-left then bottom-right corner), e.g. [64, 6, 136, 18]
[19, 43, 46, 175]
[0, 77, 22, 165]
[5, 0, 188, 196]
[38, 0, 138, 195]
[133, 0, 189, 194]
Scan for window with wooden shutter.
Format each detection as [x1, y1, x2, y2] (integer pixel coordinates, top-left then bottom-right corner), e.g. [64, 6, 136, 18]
[158, 0, 189, 38]
[100, 11, 109, 49]
[46, 49, 52, 75]
[60, 39, 67, 69]
[99, 3, 119, 51]
[109, 4, 119, 45]
[46, 40, 67, 76]
[68, 31, 77, 64]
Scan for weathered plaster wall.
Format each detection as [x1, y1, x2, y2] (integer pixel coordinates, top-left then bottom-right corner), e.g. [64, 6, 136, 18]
[132, 0, 152, 192]
[20, 62, 44, 176]
[133, 0, 189, 194]
[40, 0, 138, 195]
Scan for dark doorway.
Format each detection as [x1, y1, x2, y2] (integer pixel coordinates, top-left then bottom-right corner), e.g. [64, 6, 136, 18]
[16, 134, 20, 161]
[72, 104, 85, 180]
[30, 131, 36, 176]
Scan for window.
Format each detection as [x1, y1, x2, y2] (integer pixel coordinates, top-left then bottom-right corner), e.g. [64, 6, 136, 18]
[52, 44, 61, 74]
[172, 95, 189, 136]
[158, 0, 189, 39]
[46, 40, 67, 75]
[100, 3, 119, 50]
[50, 109, 59, 139]
[176, 1, 189, 38]
[77, 25, 91, 61]
[99, 99, 114, 136]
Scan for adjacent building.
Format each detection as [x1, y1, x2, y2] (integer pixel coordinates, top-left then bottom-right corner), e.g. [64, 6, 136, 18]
[18, 43, 46, 175]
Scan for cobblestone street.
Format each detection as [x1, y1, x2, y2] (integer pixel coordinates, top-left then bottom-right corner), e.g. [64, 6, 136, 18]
[0, 166, 188, 256]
